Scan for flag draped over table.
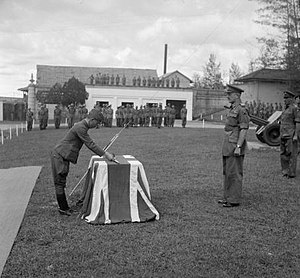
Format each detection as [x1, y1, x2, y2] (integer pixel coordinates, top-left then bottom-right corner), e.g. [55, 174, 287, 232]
[80, 155, 160, 224]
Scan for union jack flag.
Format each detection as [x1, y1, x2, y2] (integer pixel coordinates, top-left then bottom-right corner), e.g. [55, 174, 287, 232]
[80, 155, 160, 224]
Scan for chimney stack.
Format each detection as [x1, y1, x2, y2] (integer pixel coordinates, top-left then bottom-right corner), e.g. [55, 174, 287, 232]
[163, 44, 168, 74]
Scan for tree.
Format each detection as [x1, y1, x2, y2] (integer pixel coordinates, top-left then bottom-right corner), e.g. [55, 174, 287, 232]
[47, 82, 63, 104]
[192, 73, 202, 88]
[252, 38, 285, 70]
[252, 0, 300, 89]
[61, 76, 88, 107]
[200, 54, 224, 89]
[229, 63, 244, 84]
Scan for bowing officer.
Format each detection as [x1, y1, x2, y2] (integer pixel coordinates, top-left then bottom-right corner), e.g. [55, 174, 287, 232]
[219, 84, 250, 208]
[50, 109, 114, 216]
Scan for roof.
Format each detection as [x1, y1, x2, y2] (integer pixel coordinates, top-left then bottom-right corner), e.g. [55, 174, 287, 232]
[36, 65, 158, 88]
[159, 70, 193, 83]
[235, 68, 300, 82]
[0, 96, 24, 102]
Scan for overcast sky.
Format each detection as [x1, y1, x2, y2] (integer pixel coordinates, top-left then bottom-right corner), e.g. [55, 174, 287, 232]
[0, 0, 270, 97]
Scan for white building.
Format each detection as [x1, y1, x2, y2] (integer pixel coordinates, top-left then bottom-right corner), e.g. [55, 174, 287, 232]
[19, 65, 194, 120]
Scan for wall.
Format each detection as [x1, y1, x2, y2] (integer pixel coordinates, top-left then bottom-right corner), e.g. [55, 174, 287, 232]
[85, 85, 193, 120]
[237, 81, 287, 105]
[192, 89, 228, 118]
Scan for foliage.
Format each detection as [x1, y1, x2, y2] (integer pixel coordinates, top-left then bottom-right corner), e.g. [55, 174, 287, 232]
[200, 54, 224, 89]
[1, 125, 300, 277]
[248, 38, 286, 71]
[61, 76, 88, 107]
[47, 82, 63, 104]
[229, 63, 244, 84]
[192, 72, 202, 88]
[252, 0, 300, 85]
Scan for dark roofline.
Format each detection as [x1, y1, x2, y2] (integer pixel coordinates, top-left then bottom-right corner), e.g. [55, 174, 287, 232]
[37, 64, 157, 72]
[159, 70, 193, 83]
[235, 68, 300, 82]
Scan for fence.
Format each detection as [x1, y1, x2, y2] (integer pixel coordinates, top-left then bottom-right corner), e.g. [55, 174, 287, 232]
[0, 122, 28, 145]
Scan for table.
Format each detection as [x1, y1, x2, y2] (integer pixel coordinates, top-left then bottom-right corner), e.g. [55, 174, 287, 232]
[80, 155, 160, 224]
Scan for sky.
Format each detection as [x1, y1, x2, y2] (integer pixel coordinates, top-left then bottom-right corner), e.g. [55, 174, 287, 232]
[0, 0, 270, 97]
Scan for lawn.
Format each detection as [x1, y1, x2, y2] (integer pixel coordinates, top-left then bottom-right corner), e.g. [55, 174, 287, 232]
[0, 124, 300, 278]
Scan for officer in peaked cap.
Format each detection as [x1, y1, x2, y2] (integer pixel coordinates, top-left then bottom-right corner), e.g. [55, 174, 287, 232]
[219, 84, 250, 207]
[225, 84, 244, 94]
[283, 90, 296, 99]
[50, 108, 114, 216]
[280, 90, 300, 178]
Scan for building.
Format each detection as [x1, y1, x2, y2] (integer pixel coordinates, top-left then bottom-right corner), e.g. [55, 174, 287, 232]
[235, 68, 300, 103]
[19, 65, 193, 121]
[0, 96, 26, 121]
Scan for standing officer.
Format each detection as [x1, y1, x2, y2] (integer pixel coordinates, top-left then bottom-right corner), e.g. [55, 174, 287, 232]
[50, 109, 114, 216]
[54, 105, 62, 129]
[219, 84, 250, 208]
[106, 105, 113, 127]
[81, 104, 88, 120]
[156, 103, 163, 128]
[38, 104, 46, 130]
[279, 90, 300, 178]
[169, 105, 176, 127]
[26, 108, 34, 131]
[180, 104, 187, 128]
[67, 103, 76, 128]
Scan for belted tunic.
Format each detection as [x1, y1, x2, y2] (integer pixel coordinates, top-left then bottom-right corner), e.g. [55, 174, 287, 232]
[222, 102, 250, 204]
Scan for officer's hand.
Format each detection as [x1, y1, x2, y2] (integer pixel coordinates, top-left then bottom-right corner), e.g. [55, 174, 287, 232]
[234, 147, 241, 156]
[104, 151, 114, 161]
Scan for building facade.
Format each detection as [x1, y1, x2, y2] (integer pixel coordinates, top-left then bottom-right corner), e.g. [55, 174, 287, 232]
[235, 68, 300, 103]
[19, 65, 194, 121]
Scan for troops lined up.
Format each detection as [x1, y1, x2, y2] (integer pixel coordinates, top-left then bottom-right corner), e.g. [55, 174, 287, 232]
[30, 102, 188, 130]
[88, 73, 181, 88]
[245, 100, 283, 119]
[97, 103, 179, 128]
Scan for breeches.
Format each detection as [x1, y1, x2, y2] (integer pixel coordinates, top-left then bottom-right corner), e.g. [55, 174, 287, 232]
[50, 150, 70, 195]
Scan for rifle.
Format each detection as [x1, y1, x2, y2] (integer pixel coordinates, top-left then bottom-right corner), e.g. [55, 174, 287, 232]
[69, 121, 130, 197]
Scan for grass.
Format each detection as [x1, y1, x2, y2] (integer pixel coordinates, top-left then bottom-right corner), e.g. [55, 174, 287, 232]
[0, 124, 300, 278]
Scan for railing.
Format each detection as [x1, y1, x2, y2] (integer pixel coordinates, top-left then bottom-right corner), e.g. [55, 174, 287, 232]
[0, 122, 28, 145]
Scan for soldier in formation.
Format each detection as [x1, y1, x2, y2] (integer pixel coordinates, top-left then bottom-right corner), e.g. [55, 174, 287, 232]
[279, 91, 300, 178]
[67, 103, 76, 129]
[180, 104, 187, 128]
[78, 104, 88, 121]
[247, 100, 282, 120]
[54, 105, 62, 129]
[38, 104, 48, 130]
[26, 108, 34, 131]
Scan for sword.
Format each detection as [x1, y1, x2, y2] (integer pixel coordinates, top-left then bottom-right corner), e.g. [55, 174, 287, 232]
[69, 122, 129, 196]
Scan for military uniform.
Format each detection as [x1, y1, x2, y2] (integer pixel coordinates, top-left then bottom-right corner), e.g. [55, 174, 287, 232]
[280, 91, 300, 178]
[106, 105, 113, 127]
[115, 107, 122, 127]
[169, 105, 176, 127]
[156, 104, 163, 128]
[67, 104, 76, 128]
[221, 85, 250, 206]
[54, 105, 62, 129]
[26, 108, 34, 131]
[38, 105, 47, 130]
[50, 109, 107, 214]
[180, 105, 187, 128]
